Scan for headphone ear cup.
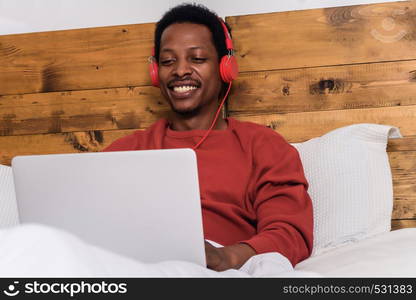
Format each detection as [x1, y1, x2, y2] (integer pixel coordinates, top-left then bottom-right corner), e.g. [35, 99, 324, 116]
[219, 55, 238, 83]
[149, 60, 160, 87]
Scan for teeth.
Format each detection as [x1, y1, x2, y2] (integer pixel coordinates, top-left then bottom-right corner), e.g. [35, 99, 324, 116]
[173, 86, 197, 93]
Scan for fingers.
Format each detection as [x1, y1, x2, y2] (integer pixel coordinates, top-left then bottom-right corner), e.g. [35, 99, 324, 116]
[205, 242, 222, 270]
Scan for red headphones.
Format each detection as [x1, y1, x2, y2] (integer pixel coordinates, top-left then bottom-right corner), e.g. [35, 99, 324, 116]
[148, 18, 238, 87]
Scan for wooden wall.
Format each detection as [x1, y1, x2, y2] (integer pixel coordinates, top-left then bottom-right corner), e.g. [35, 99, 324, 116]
[0, 1, 415, 229]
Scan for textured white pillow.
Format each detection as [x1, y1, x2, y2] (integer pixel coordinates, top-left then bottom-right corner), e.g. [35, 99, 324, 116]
[0, 165, 19, 228]
[291, 124, 401, 256]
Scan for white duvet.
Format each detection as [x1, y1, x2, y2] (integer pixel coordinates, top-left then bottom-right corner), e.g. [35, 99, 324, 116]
[0, 224, 317, 278]
[0, 224, 415, 277]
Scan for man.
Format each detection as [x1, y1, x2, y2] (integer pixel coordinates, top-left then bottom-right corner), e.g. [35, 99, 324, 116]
[104, 3, 313, 271]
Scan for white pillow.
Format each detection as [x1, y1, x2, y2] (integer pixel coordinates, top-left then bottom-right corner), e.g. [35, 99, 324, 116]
[0, 165, 19, 228]
[291, 124, 402, 256]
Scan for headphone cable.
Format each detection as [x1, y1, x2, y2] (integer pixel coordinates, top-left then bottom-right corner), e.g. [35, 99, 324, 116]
[193, 82, 232, 150]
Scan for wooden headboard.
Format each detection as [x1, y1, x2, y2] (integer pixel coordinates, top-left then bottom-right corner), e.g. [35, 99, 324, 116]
[1, 1, 415, 230]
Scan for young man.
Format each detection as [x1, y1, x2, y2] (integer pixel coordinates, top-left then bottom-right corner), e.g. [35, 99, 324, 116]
[104, 4, 313, 271]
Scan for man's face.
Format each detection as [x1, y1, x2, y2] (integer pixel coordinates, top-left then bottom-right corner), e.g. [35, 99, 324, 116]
[158, 22, 222, 117]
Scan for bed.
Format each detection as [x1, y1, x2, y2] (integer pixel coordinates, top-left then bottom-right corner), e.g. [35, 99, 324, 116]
[0, 0, 415, 277]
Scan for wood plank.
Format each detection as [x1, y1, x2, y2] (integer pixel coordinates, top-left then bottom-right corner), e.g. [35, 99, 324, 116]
[0, 86, 169, 136]
[231, 105, 416, 143]
[0, 129, 136, 166]
[0, 23, 155, 96]
[228, 60, 416, 114]
[390, 151, 416, 215]
[389, 151, 416, 177]
[393, 201, 416, 219]
[387, 136, 416, 151]
[393, 174, 416, 203]
[226, 1, 416, 72]
[391, 219, 416, 230]
[390, 151, 416, 219]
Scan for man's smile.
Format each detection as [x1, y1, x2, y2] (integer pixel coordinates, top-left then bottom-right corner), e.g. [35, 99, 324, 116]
[167, 80, 201, 98]
[172, 86, 197, 93]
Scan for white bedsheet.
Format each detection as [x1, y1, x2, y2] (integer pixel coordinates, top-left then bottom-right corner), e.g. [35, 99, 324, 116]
[295, 228, 416, 277]
[2, 224, 414, 277]
[0, 224, 318, 278]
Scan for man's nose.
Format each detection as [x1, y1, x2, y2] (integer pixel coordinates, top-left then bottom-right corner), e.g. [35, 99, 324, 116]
[173, 59, 192, 77]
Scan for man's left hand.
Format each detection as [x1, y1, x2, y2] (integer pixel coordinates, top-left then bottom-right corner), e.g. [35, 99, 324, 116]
[204, 241, 256, 271]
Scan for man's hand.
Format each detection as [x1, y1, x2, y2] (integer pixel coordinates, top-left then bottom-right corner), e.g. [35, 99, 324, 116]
[205, 241, 256, 271]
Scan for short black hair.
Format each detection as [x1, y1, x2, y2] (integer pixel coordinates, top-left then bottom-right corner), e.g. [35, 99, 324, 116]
[154, 3, 230, 62]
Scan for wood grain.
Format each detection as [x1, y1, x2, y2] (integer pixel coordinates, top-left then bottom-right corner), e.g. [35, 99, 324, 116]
[391, 219, 416, 230]
[387, 136, 416, 151]
[0, 23, 155, 96]
[0, 86, 168, 136]
[393, 201, 416, 219]
[0, 129, 136, 166]
[228, 60, 416, 114]
[226, 1, 416, 72]
[231, 105, 416, 143]
[390, 151, 416, 219]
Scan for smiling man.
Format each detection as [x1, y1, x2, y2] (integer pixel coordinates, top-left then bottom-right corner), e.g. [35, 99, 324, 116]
[104, 3, 313, 271]
[157, 22, 224, 131]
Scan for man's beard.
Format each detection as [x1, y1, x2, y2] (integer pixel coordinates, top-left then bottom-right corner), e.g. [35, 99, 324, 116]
[170, 103, 202, 119]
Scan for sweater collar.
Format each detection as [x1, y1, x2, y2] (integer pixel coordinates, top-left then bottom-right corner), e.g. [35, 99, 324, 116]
[165, 118, 234, 138]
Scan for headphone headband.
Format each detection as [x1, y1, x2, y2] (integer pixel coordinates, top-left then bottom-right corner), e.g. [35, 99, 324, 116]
[218, 18, 234, 50]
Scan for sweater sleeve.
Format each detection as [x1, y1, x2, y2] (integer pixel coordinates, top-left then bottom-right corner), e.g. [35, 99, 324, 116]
[241, 133, 313, 266]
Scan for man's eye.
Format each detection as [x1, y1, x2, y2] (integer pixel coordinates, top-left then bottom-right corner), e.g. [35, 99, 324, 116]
[192, 57, 207, 63]
[160, 59, 174, 66]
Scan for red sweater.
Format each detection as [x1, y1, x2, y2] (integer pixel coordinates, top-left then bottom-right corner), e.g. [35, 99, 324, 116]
[104, 117, 313, 265]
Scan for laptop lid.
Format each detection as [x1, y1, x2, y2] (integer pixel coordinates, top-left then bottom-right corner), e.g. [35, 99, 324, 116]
[11, 149, 206, 266]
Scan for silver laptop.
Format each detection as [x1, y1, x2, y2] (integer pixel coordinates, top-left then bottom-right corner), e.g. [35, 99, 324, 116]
[11, 149, 206, 266]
